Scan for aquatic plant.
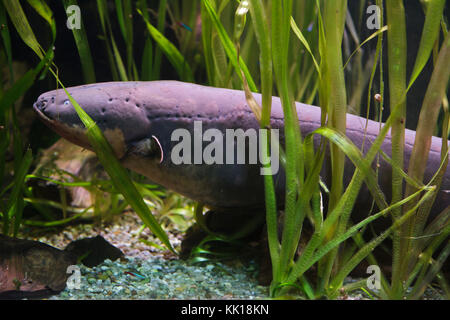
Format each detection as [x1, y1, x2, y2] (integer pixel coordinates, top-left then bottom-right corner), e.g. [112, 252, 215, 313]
[0, 0, 448, 300]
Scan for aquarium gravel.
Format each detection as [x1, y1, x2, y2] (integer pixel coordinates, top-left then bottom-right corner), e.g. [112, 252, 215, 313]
[50, 257, 269, 300]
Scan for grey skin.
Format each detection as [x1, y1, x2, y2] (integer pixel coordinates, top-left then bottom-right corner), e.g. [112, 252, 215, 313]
[33, 81, 449, 223]
[0, 235, 75, 299]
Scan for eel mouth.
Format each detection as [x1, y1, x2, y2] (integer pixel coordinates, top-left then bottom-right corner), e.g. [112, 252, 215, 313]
[33, 101, 92, 150]
[33, 100, 129, 159]
[33, 100, 52, 121]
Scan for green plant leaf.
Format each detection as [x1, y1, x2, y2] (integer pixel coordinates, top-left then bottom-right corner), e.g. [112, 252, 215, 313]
[0, 1, 14, 83]
[0, 50, 52, 114]
[290, 16, 320, 75]
[50, 75, 176, 254]
[138, 8, 193, 82]
[27, 0, 56, 41]
[343, 25, 388, 70]
[2, 0, 44, 58]
[408, 0, 446, 90]
[62, 0, 96, 83]
[202, 0, 257, 91]
[5, 149, 32, 236]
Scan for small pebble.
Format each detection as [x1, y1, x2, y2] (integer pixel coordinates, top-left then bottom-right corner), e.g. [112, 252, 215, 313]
[49, 257, 268, 300]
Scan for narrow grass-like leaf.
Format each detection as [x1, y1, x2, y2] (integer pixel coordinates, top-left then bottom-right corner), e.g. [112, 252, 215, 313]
[343, 26, 387, 70]
[27, 0, 56, 40]
[50, 75, 175, 253]
[96, 0, 118, 80]
[328, 187, 437, 298]
[138, 9, 194, 82]
[408, 0, 446, 90]
[286, 186, 432, 287]
[363, 0, 384, 155]
[386, 0, 407, 298]
[211, 30, 229, 87]
[404, 211, 449, 289]
[404, 31, 450, 234]
[248, 0, 279, 283]
[114, 0, 126, 39]
[202, 0, 256, 91]
[152, 0, 167, 80]
[2, 0, 43, 58]
[0, 2, 14, 82]
[96, 0, 127, 81]
[401, 59, 449, 296]
[62, 0, 96, 83]
[313, 127, 387, 211]
[322, 0, 348, 213]
[290, 17, 320, 75]
[4, 149, 32, 236]
[0, 50, 52, 114]
[271, 0, 304, 286]
[137, 0, 153, 80]
[110, 33, 128, 81]
[200, 1, 215, 85]
[113, 0, 134, 79]
[318, 0, 348, 292]
[409, 228, 450, 299]
[22, 210, 88, 227]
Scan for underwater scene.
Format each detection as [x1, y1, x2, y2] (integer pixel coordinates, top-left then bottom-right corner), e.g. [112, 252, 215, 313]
[0, 0, 449, 305]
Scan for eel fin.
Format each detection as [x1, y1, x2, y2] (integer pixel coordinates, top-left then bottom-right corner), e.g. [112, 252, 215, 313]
[128, 135, 164, 163]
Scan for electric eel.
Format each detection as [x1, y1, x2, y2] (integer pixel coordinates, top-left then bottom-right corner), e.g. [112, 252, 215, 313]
[33, 81, 449, 225]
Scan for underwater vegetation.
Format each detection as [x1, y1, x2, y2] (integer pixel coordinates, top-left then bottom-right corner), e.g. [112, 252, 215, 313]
[0, 0, 449, 300]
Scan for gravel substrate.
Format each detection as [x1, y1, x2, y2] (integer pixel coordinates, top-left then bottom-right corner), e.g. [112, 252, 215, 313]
[31, 210, 184, 261]
[50, 257, 269, 300]
[21, 210, 446, 300]
[22, 210, 270, 300]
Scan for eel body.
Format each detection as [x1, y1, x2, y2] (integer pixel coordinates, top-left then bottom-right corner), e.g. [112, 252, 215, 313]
[33, 81, 449, 221]
[0, 235, 75, 299]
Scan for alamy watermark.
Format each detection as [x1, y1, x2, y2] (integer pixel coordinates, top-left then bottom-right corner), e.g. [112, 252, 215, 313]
[366, 5, 381, 30]
[66, 265, 81, 290]
[170, 121, 280, 175]
[66, 5, 81, 30]
[366, 265, 381, 290]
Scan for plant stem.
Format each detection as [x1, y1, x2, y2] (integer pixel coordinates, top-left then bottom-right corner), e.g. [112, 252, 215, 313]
[319, 0, 348, 291]
[386, 0, 407, 299]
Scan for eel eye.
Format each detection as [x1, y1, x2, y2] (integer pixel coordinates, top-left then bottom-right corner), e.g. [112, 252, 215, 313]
[63, 100, 70, 106]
